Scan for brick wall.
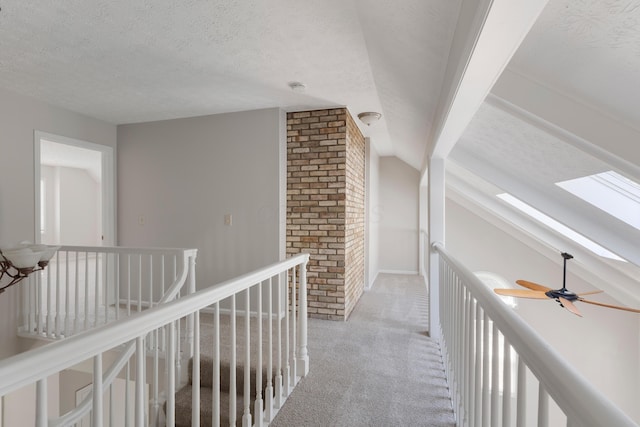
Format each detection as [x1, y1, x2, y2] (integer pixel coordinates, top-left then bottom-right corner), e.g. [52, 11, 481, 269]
[344, 112, 366, 318]
[286, 108, 365, 320]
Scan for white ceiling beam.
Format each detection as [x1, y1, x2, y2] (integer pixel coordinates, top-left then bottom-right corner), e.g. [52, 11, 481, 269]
[421, 0, 549, 180]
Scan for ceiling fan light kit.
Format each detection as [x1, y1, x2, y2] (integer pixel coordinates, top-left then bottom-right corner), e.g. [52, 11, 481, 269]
[494, 252, 640, 316]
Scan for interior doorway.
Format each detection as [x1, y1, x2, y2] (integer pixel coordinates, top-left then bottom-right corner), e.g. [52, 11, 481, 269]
[34, 132, 115, 246]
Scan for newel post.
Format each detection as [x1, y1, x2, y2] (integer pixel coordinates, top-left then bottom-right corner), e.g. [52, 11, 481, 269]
[296, 255, 309, 377]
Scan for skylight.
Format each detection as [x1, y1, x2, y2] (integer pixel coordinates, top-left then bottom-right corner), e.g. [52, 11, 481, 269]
[497, 193, 625, 262]
[556, 171, 640, 231]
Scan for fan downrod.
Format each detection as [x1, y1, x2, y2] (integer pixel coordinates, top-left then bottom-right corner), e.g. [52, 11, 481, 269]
[545, 252, 577, 301]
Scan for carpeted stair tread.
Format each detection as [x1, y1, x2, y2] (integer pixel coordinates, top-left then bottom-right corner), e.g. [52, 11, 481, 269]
[173, 386, 255, 427]
[189, 356, 271, 397]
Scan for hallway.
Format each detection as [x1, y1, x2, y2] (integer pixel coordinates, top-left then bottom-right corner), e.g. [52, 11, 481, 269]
[272, 273, 455, 426]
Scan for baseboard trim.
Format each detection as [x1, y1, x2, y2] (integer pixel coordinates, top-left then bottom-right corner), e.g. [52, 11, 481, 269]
[366, 271, 380, 290]
[119, 299, 285, 320]
[201, 306, 285, 320]
[378, 269, 419, 275]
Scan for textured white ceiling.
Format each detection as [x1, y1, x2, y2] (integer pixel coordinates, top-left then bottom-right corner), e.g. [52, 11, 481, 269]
[452, 102, 609, 186]
[0, 0, 462, 169]
[509, 0, 640, 129]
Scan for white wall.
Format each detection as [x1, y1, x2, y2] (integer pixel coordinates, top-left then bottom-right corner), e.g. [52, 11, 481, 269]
[378, 157, 420, 274]
[419, 184, 429, 277]
[0, 87, 116, 359]
[117, 108, 283, 290]
[3, 374, 59, 425]
[366, 143, 380, 288]
[446, 197, 640, 423]
[41, 165, 101, 246]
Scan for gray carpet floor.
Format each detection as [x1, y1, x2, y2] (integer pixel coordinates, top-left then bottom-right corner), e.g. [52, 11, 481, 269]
[271, 273, 456, 427]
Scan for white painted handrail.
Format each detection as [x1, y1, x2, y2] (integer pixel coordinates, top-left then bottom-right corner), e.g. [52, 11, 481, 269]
[20, 245, 198, 341]
[34, 246, 197, 427]
[1, 253, 310, 427]
[433, 243, 637, 427]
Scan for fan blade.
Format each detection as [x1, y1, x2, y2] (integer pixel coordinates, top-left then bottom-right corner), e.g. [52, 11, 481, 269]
[515, 280, 552, 292]
[495, 289, 549, 299]
[558, 297, 582, 317]
[578, 298, 640, 314]
[577, 290, 604, 296]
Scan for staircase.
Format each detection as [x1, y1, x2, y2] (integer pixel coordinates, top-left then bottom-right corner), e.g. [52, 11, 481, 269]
[173, 356, 265, 426]
[0, 251, 310, 427]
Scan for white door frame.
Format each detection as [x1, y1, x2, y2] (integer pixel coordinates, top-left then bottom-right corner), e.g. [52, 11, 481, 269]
[33, 131, 116, 246]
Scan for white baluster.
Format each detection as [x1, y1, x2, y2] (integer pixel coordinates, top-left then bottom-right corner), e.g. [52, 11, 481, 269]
[125, 362, 131, 427]
[503, 339, 512, 427]
[115, 254, 120, 321]
[291, 265, 297, 387]
[109, 383, 114, 427]
[148, 254, 153, 308]
[47, 259, 53, 338]
[284, 270, 291, 396]
[296, 258, 309, 377]
[104, 253, 109, 325]
[160, 255, 165, 299]
[266, 277, 274, 421]
[167, 323, 176, 427]
[56, 252, 61, 337]
[463, 289, 472, 427]
[538, 383, 549, 427]
[74, 251, 80, 333]
[93, 353, 104, 427]
[255, 281, 264, 427]
[275, 273, 283, 408]
[64, 253, 70, 336]
[83, 252, 89, 330]
[192, 311, 201, 427]
[34, 273, 42, 335]
[482, 313, 490, 427]
[243, 288, 252, 427]
[491, 324, 499, 427]
[186, 255, 196, 360]
[36, 378, 47, 427]
[95, 252, 100, 328]
[127, 254, 131, 317]
[474, 306, 482, 426]
[516, 356, 526, 427]
[27, 274, 34, 335]
[230, 294, 237, 426]
[152, 327, 160, 427]
[213, 302, 220, 427]
[137, 254, 142, 312]
[136, 337, 145, 427]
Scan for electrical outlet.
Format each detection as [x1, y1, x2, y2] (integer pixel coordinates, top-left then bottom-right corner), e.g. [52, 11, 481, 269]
[224, 214, 232, 226]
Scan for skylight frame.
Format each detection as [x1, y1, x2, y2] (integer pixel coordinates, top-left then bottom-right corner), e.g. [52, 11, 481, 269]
[497, 193, 625, 262]
[556, 170, 640, 231]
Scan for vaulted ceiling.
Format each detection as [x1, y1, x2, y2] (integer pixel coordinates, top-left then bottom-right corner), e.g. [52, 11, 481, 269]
[2, 0, 640, 284]
[0, 0, 463, 169]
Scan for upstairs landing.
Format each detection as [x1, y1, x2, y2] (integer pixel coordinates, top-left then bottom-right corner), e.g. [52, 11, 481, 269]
[272, 273, 455, 426]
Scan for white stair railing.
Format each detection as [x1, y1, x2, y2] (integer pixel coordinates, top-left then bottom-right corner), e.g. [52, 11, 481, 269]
[1, 253, 309, 427]
[19, 246, 198, 340]
[433, 243, 637, 427]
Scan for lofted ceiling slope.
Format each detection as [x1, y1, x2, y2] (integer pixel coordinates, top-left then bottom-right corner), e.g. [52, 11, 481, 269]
[449, 0, 640, 298]
[3, 0, 640, 278]
[0, 0, 462, 170]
